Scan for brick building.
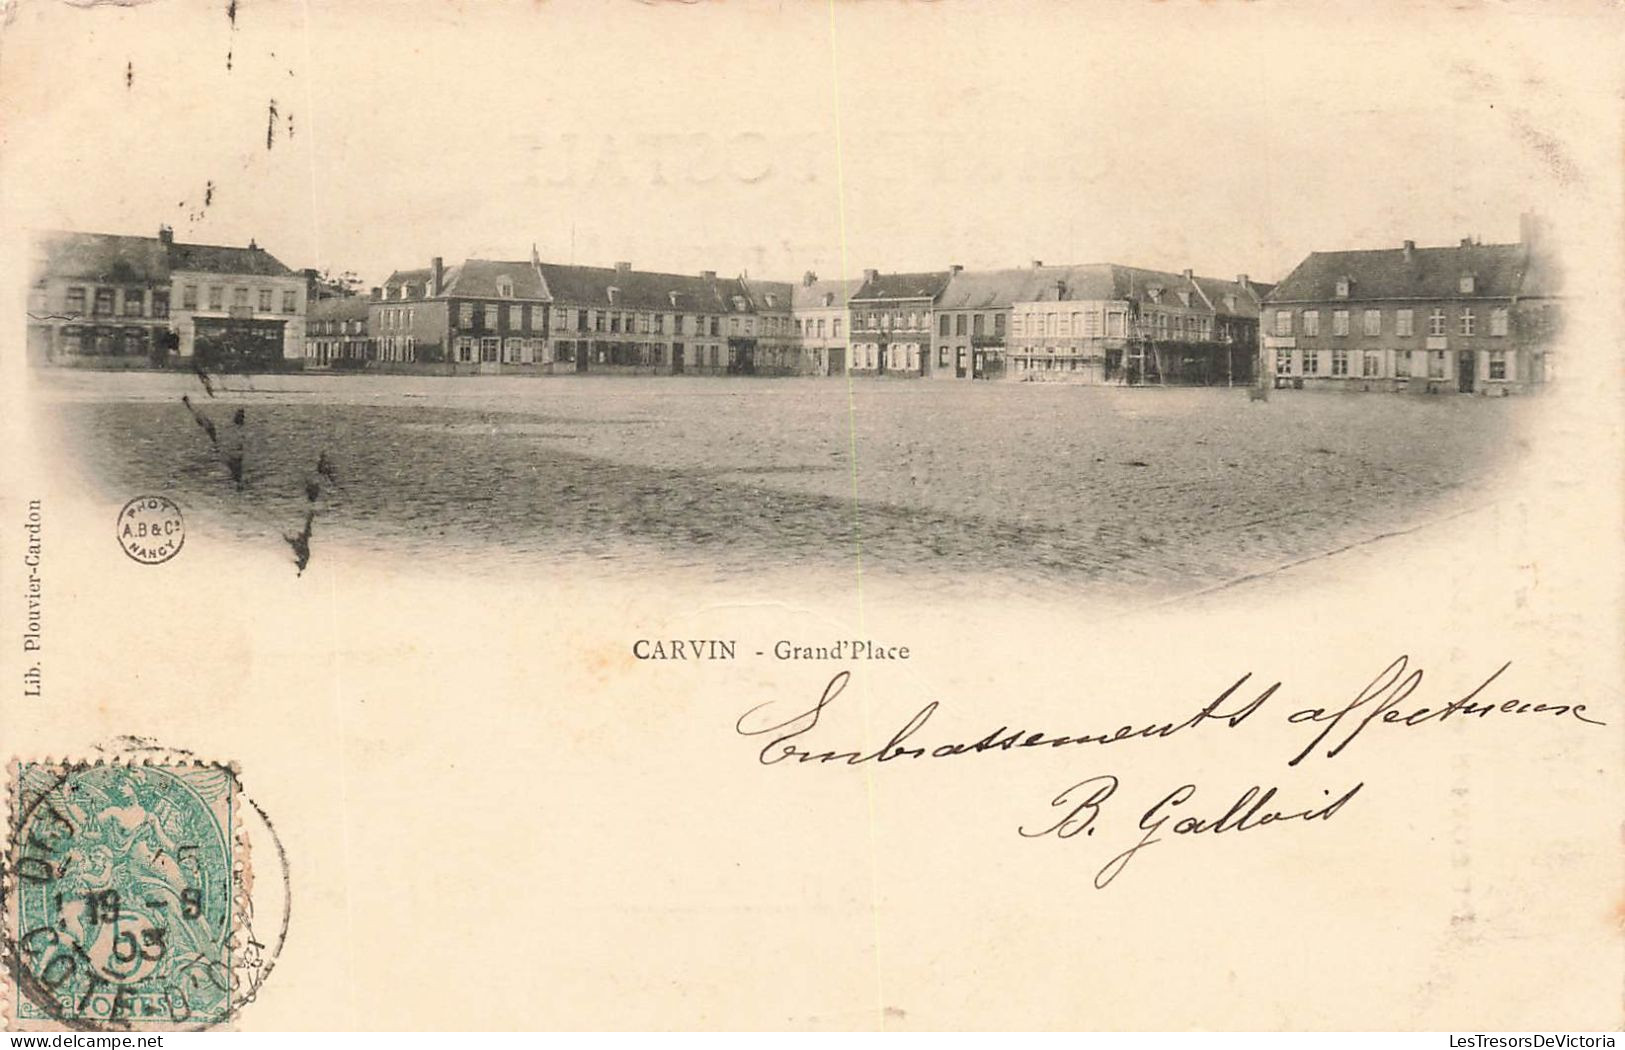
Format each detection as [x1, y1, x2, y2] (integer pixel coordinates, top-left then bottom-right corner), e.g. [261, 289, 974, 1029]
[535, 261, 730, 376]
[374, 256, 550, 373]
[847, 269, 953, 377]
[929, 264, 1022, 381]
[306, 296, 373, 368]
[1263, 217, 1556, 394]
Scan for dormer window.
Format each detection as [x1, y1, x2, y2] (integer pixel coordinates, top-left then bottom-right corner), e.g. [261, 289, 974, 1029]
[1335, 278, 1350, 298]
[1177, 290, 1191, 307]
[764, 294, 776, 308]
[822, 293, 834, 307]
[668, 291, 680, 307]
[731, 296, 746, 311]
[1224, 294, 1237, 311]
[1146, 285, 1163, 303]
[496, 277, 514, 298]
[1459, 274, 1475, 294]
[607, 286, 620, 304]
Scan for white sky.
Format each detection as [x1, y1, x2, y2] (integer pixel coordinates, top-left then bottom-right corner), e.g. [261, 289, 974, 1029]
[1, 0, 1618, 288]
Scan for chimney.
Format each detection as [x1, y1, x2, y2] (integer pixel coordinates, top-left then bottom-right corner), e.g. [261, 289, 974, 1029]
[863, 268, 879, 284]
[157, 225, 173, 245]
[616, 261, 632, 276]
[430, 256, 444, 296]
[949, 263, 963, 275]
[248, 238, 259, 251]
[1054, 279, 1067, 298]
[1402, 240, 1415, 261]
[370, 287, 382, 301]
[803, 270, 817, 287]
[531, 243, 541, 267]
[1182, 268, 1193, 281]
[1237, 274, 1250, 290]
[700, 270, 716, 281]
[1460, 237, 1474, 248]
[1031, 259, 1043, 269]
[1519, 211, 1544, 251]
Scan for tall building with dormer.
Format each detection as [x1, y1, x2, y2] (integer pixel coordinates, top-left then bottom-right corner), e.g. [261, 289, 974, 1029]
[373, 255, 551, 372]
[1262, 214, 1558, 394]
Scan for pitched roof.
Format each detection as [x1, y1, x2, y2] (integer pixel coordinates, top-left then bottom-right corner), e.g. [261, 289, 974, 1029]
[441, 259, 548, 299]
[168, 240, 295, 277]
[739, 277, 795, 314]
[849, 270, 953, 302]
[790, 276, 858, 310]
[936, 267, 1054, 310]
[535, 262, 732, 313]
[33, 229, 303, 285]
[307, 296, 371, 322]
[928, 264, 1268, 319]
[383, 267, 431, 289]
[1015, 264, 1216, 312]
[1189, 274, 1271, 319]
[1266, 242, 1527, 303]
[1017, 264, 1124, 304]
[33, 230, 171, 284]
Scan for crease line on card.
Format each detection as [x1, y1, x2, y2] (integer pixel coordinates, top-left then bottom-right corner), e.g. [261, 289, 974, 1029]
[1149, 500, 1497, 609]
[826, 0, 888, 1032]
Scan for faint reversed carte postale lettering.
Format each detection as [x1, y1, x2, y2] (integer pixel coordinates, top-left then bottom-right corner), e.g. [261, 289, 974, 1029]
[5, 761, 238, 1029]
[116, 497, 185, 566]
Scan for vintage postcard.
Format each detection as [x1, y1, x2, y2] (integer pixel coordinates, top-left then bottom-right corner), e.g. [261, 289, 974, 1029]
[0, 0, 1620, 1033]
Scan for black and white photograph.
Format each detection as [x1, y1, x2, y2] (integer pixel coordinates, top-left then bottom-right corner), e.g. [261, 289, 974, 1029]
[1, 0, 1620, 1035]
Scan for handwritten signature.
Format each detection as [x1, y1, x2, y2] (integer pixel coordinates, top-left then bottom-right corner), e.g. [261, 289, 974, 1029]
[1016, 774, 1364, 888]
[733, 656, 1605, 888]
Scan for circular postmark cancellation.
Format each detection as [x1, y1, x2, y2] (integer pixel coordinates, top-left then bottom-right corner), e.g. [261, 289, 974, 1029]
[116, 497, 185, 565]
[3, 747, 290, 1031]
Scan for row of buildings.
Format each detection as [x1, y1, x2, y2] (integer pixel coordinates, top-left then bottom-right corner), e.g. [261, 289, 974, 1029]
[327, 254, 1271, 386]
[28, 214, 1562, 394]
[26, 227, 309, 369]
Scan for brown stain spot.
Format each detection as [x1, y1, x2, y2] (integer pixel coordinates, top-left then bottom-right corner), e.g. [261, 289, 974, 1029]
[580, 643, 641, 686]
[884, 1006, 907, 1020]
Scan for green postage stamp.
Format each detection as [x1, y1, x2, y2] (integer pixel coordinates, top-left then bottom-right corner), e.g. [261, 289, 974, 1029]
[4, 760, 246, 1030]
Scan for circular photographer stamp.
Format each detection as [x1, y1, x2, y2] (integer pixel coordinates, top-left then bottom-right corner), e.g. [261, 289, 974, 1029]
[116, 497, 185, 565]
[3, 749, 289, 1031]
